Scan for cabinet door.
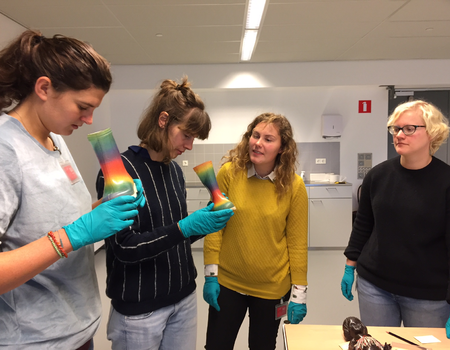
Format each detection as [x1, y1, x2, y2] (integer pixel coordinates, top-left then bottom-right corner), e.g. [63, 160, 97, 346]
[187, 199, 210, 213]
[186, 187, 211, 200]
[309, 186, 352, 199]
[309, 198, 352, 247]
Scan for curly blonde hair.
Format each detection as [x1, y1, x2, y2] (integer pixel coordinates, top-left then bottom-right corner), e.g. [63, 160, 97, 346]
[222, 112, 298, 199]
[387, 100, 449, 155]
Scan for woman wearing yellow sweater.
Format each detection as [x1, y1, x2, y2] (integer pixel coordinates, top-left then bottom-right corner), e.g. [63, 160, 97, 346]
[203, 113, 308, 350]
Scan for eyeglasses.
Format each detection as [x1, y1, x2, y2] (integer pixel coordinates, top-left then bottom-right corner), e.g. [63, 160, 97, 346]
[387, 125, 426, 136]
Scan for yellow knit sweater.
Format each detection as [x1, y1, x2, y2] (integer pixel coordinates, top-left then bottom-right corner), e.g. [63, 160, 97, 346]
[204, 162, 308, 299]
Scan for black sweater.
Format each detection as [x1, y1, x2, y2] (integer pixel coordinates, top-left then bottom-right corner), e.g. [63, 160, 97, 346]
[96, 146, 199, 315]
[345, 156, 450, 302]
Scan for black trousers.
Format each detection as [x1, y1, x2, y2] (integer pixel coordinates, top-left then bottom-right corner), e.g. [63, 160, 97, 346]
[204, 285, 290, 350]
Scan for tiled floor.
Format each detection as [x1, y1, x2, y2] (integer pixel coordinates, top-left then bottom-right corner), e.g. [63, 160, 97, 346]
[93, 247, 360, 350]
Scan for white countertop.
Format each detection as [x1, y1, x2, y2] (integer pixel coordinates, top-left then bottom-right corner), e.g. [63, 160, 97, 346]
[304, 181, 352, 187]
[186, 181, 352, 188]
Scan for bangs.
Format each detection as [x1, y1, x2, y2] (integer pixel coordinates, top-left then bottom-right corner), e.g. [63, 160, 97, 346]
[181, 108, 211, 140]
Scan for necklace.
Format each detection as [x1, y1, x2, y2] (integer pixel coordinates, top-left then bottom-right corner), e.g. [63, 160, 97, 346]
[48, 135, 61, 154]
[13, 109, 60, 154]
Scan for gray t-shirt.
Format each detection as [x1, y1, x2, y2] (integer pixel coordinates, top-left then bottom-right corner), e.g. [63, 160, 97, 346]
[0, 113, 101, 349]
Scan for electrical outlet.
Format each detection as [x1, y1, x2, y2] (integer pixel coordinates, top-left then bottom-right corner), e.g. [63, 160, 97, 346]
[315, 158, 326, 164]
[182, 160, 188, 167]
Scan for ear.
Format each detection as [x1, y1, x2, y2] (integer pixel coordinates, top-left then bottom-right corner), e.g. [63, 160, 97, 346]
[34, 76, 52, 102]
[159, 111, 168, 128]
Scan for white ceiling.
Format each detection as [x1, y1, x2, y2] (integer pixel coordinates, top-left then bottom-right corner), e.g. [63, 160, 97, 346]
[1, 0, 450, 65]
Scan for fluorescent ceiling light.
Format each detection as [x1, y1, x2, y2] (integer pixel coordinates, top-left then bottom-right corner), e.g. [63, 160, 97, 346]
[240, 0, 267, 61]
[241, 30, 258, 61]
[246, 0, 267, 29]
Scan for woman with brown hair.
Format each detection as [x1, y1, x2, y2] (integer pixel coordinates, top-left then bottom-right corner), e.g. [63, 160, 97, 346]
[0, 30, 142, 349]
[97, 77, 234, 350]
[203, 112, 309, 350]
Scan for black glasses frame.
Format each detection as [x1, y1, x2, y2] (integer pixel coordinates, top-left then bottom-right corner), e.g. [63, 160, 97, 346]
[387, 125, 426, 136]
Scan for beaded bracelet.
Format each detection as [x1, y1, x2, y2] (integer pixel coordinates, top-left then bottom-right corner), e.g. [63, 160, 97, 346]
[55, 229, 64, 248]
[47, 234, 64, 259]
[47, 231, 68, 258]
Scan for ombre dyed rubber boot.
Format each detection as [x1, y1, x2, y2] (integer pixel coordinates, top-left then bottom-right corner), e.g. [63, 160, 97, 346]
[88, 128, 136, 202]
[193, 161, 235, 211]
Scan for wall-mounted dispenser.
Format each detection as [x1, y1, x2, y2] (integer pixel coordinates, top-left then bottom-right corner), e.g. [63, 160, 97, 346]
[322, 114, 342, 139]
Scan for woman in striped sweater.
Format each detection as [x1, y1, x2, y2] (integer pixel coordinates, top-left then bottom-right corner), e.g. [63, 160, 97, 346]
[97, 77, 234, 350]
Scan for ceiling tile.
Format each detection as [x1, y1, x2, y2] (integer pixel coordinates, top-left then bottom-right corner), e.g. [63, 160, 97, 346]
[107, 4, 245, 27]
[1, 4, 121, 28]
[127, 25, 243, 43]
[264, 1, 406, 25]
[391, 0, 450, 21]
[1, 0, 450, 65]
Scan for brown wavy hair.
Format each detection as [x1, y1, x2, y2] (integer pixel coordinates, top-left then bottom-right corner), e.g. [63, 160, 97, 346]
[137, 76, 211, 164]
[0, 29, 111, 111]
[222, 112, 298, 199]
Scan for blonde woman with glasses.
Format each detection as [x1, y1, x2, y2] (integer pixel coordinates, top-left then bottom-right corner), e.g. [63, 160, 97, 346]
[341, 100, 450, 338]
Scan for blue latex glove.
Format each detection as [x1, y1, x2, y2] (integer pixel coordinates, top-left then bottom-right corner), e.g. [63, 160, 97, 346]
[287, 302, 307, 324]
[64, 195, 139, 251]
[203, 276, 221, 311]
[133, 179, 146, 208]
[178, 203, 233, 238]
[446, 315, 450, 338]
[341, 265, 356, 301]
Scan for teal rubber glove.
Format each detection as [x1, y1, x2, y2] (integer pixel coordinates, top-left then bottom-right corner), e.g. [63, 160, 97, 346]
[287, 302, 307, 324]
[446, 315, 450, 338]
[341, 265, 356, 301]
[64, 195, 139, 251]
[203, 276, 220, 311]
[133, 179, 146, 208]
[178, 203, 234, 238]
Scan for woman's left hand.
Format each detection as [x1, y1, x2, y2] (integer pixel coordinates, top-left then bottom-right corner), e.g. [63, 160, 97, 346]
[133, 179, 146, 207]
[287, 302, 307, 324]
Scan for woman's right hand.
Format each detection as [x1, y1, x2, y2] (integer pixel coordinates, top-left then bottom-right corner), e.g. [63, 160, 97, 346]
[63, 195, 139, 251]
[341, 264, 356, 301]
[203, 276, 221, 311]
[178, 203, 234, 238]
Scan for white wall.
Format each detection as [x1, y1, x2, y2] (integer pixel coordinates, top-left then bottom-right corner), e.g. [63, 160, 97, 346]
[99, 83, 388, 209]
[0, 14, 24, 47]
[2, 13, 450, 208]
[80, 60, 450, 208]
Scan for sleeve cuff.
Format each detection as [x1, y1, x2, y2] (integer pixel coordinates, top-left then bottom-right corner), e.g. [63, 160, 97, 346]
[204, 264, 218, 276]
[291, 284, 307, 304]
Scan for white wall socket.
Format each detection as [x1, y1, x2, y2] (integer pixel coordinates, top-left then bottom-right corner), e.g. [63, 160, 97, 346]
[315, 158, 326, 164]
[182, 160, 188, 167]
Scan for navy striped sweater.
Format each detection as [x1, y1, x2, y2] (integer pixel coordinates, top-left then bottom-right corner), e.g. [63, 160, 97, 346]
[96, 146, 199, 316]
